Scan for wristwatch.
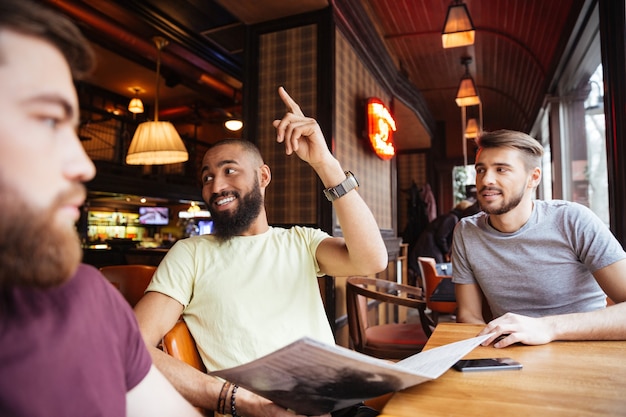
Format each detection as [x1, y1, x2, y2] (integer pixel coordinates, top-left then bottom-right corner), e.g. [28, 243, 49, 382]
[323, 171, 359, 201]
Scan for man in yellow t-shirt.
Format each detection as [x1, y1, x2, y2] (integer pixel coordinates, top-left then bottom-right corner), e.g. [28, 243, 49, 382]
[135, 87, 388, 417]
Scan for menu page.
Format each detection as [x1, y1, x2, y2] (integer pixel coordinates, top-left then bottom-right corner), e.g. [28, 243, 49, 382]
[210, 333, 491, 415]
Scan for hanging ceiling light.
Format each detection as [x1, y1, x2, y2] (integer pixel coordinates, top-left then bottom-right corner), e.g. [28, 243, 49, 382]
[224, 118, 243, 131]
[126, 37, 188, 165]
[462, 102, 482, 167]
[441, 0, 475, 48]
[128, 88, 144, 114]
[465, 118, 479, 139]
[455, 56, 480, 107]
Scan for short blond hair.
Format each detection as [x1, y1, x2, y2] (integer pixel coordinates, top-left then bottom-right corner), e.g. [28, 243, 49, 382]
[477, 130, 543, 171]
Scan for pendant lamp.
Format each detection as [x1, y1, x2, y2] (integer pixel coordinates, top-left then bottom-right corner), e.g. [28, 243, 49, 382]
[455, 56, 480, 107]
[224, 118, 243, 131]
[465, 118, 479, 139]
[442, 0, 475, 48]
[126, 37, 188, 165]
[128, 88, 144, 114]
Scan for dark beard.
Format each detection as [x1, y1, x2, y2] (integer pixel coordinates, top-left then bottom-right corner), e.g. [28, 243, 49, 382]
[208, 181, 264, 241]
[479, 186, 525, 215]
[0, 181, 84, 291]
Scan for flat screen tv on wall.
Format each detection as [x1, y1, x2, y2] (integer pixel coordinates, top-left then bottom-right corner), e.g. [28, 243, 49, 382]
[139, 207, 169, 225]
[198, 219, 213, 235]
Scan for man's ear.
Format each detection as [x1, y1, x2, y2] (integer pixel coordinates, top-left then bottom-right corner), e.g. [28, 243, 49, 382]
[528, 166, 541, 188]
[259, 164, 271, 188]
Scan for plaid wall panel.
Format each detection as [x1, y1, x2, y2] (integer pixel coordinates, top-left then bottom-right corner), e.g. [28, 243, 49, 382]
[334, 31, 393, 230]
[256, 25, 398, 231]
[258, 25, 319, 225]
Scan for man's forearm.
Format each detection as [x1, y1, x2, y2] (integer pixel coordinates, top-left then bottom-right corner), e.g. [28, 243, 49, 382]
[332, 191, 388, 274]
[456, 308, 487, 324]
[150, 346, 306, 417]
[545, 302, 626, 341]
[314, 158, 387, 275]
[149, 345, 220, 410]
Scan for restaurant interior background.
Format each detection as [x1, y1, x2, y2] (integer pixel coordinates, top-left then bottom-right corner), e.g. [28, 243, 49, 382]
[43, 0, 625, 338]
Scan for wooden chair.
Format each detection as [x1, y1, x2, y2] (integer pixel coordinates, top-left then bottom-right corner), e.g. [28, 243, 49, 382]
[162, 320, 207, 414]
[162, 320, 206, 373]
[417, 257, 457, 324]
[346, 276, 434, 360]
[99, 264, 156, 307]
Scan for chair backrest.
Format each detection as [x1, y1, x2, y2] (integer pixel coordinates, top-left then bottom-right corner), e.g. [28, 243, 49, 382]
[346, 276, 433, 357]
[162, 321, 206, 414]
[346, 279, 368, 352]
[417, 257, 456, 314]
[162, 320, 206, 373]
[416, 257, 438, 298]
[99, 264, 156, 307]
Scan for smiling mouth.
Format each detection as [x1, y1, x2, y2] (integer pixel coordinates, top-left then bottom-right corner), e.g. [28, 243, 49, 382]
[480, 188, 502, 200]
[210, 192, 238, 208]
[216, 196, 236, 206]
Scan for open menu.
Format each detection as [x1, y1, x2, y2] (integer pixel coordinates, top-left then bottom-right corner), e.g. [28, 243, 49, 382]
[210, 333, 491, 415]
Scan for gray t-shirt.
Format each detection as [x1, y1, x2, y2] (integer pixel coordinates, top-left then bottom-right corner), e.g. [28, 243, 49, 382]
[451, 200, 626, 318]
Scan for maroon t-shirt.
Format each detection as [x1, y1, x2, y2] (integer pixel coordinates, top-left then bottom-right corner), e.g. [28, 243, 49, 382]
[0, 264, 152, 416]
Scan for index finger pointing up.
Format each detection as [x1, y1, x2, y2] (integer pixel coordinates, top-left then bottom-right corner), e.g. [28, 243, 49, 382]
[278, 86, 304, 117]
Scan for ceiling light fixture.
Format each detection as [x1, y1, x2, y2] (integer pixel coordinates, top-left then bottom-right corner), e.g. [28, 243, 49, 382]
[464, 101, 483, 140]
[442, 0, 475, 49]
[461, 102, 482, 167]
[464, 118, 479, 139]
[128, 88, 144, 114]
[224, 118, 243, 131]
[455, 56, 480, 107]
[126, 37, 188, 165]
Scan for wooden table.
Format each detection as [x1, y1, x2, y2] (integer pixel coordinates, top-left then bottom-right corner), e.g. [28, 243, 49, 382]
[380, 323, 626, 417]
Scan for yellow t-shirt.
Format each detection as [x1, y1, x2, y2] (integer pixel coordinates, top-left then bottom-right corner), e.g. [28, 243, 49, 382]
[147, 226, 335, 371]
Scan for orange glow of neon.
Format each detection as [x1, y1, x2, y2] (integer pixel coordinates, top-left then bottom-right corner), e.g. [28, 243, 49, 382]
[366, 98, 396, 160]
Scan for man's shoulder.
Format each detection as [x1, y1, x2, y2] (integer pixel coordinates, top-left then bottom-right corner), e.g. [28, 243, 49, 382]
[458, 211, 486, 227]
[535, 199, 593, 218]
[271, 225, 325, 234]
[535, 199, 583, 209]
[72, 263, 111, 289]
[168, 234, 214, 250]
[271, 225, 331, 245]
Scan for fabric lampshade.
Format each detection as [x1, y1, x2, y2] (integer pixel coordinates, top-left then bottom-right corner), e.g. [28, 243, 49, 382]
[126, 121, 188, 165]
[455, 76, 480, 107]
[441, 2, 475, 48]
[465, 118, 479, 139]
[128, 97, 144, 114]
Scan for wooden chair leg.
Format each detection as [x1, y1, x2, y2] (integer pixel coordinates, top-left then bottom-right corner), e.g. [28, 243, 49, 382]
[431, 310, 440, 325]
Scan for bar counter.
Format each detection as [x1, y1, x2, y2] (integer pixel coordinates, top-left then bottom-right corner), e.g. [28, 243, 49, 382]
[83, 247, 169, 268]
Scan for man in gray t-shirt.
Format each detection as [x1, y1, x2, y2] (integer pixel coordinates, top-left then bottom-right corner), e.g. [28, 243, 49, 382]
[452, 129, 626, 348]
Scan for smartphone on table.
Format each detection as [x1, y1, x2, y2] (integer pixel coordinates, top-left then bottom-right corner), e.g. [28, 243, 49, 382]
[453, 358, 523, 372]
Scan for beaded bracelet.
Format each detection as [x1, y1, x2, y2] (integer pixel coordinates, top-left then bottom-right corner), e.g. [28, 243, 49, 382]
[217, 381, 231, 415]
[230, 384, 239, 417]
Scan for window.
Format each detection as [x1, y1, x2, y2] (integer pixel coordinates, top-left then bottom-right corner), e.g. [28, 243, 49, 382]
[583, 65, 609, 225]
[452, 164, 476, 205]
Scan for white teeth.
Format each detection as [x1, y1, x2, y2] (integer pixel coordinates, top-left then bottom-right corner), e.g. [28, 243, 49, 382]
[216, 196, 235, 206]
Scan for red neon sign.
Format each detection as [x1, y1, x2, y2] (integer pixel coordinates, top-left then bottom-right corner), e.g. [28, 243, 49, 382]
[366, 98, 396, 160]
